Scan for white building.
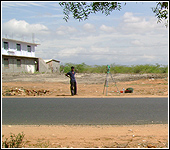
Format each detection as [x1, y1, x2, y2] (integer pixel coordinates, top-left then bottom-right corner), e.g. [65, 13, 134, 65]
[2, 38, 39, 57]
[2, 38, 60, 73]
[2, 38, 40, 73]
[1, 38, 60, 73]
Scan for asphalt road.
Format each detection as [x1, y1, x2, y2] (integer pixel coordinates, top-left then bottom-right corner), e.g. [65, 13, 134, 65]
[2, 97, 168, 125]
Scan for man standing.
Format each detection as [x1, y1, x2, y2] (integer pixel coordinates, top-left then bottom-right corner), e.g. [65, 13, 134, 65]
[65, 66, 77, 96]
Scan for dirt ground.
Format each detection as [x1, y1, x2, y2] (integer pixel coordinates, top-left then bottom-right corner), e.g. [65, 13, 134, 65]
[2, 124, 168, 148]
[2, 73, 168, 97]
[2, 73, 169, 148]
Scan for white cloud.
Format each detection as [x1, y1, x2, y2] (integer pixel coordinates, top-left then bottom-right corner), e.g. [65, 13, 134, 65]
[2, 19, 49, 34]
[100, 25, 116, 33]
[2, 19, 50, 41]
[2, 10, 168, 65]
[58, 47, 85, 57]
[29, 13, 63, 19]
[123, 12, 141, 23]
[2, 2, 45, 8]
[28, 2, 45, 7]
[120, 12, 165, 34]
[141, 55, 156, 63]
[83, 23, 96, 32]
[131, 40, 143, 46]
[56, 26, 77, 36]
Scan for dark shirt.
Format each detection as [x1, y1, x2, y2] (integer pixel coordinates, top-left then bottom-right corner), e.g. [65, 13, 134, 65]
[67, 71, 76, 82]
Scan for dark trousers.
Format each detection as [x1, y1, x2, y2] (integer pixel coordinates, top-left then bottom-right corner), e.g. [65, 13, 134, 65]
[70, 81, 77, 96]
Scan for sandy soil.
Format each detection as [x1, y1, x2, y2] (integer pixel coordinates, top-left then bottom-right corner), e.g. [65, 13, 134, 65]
[2, 73, 168, 97]
[2, 124, 168, 148]
[2, 73, 168, 148]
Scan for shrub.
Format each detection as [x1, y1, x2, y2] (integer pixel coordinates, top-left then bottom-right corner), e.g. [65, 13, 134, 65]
[2, 132, 25, 148]
[61, 63, 168, 74]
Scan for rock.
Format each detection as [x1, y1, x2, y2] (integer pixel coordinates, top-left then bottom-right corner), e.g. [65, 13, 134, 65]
[147, 144, 156, 148]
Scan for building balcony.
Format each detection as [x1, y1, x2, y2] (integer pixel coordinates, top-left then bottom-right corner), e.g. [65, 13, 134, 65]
[2, 48, 35, 57]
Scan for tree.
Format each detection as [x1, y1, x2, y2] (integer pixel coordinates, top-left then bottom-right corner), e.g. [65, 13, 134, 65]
[152, 2, 168, 27]
[59, 2, 122, 22]
[59, 2, 168, 27]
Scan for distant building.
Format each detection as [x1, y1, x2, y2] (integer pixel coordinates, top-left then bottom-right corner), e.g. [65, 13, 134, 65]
[2, 38, 60, 73]
[44, 59, 60, 73]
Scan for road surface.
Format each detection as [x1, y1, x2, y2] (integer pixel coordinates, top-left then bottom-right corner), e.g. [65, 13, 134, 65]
[2, 97, 168, 125]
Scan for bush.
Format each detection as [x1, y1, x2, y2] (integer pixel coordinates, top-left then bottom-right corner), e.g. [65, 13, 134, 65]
[62, 63, 168, 74]
[2, 132, 25, 148]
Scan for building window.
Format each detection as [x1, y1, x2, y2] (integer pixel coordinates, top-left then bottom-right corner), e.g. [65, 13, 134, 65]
[17, 59, 21, 67]
[27, 45, 31, 52]
[4, 42, 9, 50]
[16, 44, 21, 51]
[4, 58, 9, 68]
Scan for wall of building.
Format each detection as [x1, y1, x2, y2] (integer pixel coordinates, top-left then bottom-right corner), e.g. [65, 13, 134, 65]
[38, 59, 60, 73]
[53, 61, 60, 73]
[46, 61, 60, 73]
[38, 58, 51, 73]
[2, 39, 36, 57]
[2, 55, 38, 73]
[2, 56, 60, 74]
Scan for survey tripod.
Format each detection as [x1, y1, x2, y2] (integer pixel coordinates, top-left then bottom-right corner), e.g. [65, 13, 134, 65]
[103, 65, 120, 96]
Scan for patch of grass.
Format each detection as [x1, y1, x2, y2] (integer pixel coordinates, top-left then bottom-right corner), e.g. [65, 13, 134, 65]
[32, 139, 50, 148]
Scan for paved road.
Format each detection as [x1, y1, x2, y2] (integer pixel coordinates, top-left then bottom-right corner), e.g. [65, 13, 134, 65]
[2, 98, 168, 125]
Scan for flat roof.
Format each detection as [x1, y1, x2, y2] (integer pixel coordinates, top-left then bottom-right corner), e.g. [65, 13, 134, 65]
[2, 38, 40, 46]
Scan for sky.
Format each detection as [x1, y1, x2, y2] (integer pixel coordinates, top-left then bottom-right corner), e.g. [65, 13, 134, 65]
[1, 1, 169, 66]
